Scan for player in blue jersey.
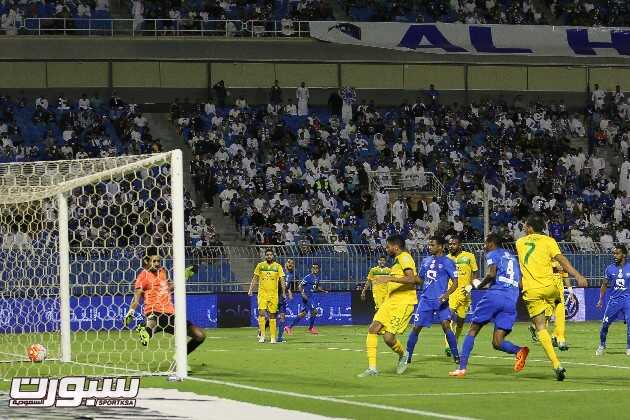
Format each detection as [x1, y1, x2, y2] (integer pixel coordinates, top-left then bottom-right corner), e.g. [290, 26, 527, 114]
[399, 236, 460, 374]
[287, 263, 328, 335]
[449, 234, 530, 377]
[596, 244, 630, 356]
[276, 259, 295, 342]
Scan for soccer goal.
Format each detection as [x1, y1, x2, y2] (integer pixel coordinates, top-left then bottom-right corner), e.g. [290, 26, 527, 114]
[0, 150, 188, 379]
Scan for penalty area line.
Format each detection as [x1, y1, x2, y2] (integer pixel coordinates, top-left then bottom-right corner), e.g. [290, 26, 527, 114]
[186, 376, 479, 420]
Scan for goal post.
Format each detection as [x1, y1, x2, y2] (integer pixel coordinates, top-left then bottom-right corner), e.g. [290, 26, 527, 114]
[0, 150, 188, 379]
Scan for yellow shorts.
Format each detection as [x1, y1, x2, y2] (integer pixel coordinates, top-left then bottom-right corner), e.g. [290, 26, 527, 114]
[522, 284, 561, 318]
[258, 293, 278, 314]
[449, 290, 471, 319]
[373, 299, 415, 335]
[372, 291, 388, 310]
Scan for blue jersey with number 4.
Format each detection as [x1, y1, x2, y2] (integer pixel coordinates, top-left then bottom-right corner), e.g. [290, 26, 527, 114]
[605, 262, 630, 301]
[418, 256, 458, 302]
[486, 248, 521, 300]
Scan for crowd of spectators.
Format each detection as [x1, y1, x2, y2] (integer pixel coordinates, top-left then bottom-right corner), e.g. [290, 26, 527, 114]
[1, 0, 111, 35]
[0, 92, 221, 251]
[551, 0, 630, 27]
[341, 0, 546, 25]
[179, 80, 630, 251]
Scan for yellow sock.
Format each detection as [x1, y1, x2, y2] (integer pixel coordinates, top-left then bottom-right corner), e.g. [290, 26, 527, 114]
[553, 302, 566, 342]
[258, 316, 266, 339]
[269, 318, 277, 342]
[538, 329, 561, 369]
[366, 333, 378, 369]
[391, 339, 404, 356]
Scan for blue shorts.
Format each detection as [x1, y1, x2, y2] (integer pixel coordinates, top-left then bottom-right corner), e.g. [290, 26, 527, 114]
[302, 296, 318, 312]
[471, 291, 518, 332]
[603, 297, 630, 324]
[278, 296, 287, 314]
[413, 300, 451, 327]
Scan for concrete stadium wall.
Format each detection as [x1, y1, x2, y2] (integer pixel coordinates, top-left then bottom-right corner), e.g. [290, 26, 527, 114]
[2, 59, 629, 108]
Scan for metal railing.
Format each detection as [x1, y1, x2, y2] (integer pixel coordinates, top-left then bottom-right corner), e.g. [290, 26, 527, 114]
[367, 170, 445, 199]
[0, 243, 616, 294]
[16, 18, 311, 37]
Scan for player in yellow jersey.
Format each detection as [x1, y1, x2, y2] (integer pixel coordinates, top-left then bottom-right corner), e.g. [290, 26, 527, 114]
[515, 215, 587, 381]
[358, 235, 420, 377]
[248, 249, 286, 344]
[445, 237, 478, 357]
[361, 256, 391, 310]
[550, 261, 573, 350]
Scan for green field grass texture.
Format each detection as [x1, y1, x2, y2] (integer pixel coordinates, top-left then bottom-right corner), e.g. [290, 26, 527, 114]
[2, 322, 630, 419]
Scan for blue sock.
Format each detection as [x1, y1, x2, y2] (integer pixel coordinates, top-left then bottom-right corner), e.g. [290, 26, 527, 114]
[445, 330, 459, 358]
[406, 330, 419, 363]
[308, 314, 316, 329]
[290, 316, 302, 328]
[498, 340, 520, 354]
[460, 335, 476, 370]
[600, 322, 609, 347]
[277, 318, 285, 340]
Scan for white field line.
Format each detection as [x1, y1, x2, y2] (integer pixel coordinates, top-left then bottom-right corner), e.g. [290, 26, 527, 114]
[187, 376, 480, 420]
[326, 388, 627, 398]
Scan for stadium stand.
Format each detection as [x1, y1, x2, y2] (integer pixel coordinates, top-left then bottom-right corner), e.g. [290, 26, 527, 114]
[179, 83, 630, 251]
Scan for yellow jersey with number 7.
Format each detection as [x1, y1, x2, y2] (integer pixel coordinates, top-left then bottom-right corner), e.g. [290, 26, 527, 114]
[516, 233, 562, 291]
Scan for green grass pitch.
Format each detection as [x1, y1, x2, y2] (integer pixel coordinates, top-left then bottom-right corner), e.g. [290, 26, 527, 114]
[2, 322, 630, 419]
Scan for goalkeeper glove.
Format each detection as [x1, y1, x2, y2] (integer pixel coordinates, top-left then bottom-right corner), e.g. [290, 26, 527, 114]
[124, 308, 135, 327]
[185, 265, 198, 280]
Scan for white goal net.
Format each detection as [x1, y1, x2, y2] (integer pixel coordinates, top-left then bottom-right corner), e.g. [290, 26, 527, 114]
[0, 150, 188, 379]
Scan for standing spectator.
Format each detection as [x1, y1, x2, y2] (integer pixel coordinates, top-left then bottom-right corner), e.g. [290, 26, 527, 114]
[213, 80, 227, 107]
[270, 80, 282, 105]
[592, 83, 606, 110]
[296, 81, 309, 116]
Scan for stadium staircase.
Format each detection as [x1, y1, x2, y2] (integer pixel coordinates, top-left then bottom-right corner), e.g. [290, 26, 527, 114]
[144, 113, 253, 288]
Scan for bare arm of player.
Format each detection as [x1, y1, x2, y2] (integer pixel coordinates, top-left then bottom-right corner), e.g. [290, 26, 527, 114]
[280, 276, 287, 300]
[124, 288, 144, 327]
[316, 284, 328, 293]
[248, 275, 259, 296]
[596, 280, 608, 309]
[476, 265, 497, 290]
[380, 268, 421, 285]
[440, 275, 459, 302]
[361, 278, 371, 300]
[554, 254, 588, 287]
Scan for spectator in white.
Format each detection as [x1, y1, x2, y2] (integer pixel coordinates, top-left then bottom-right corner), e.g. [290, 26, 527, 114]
[204, 99, 216, 116]
[1, 7, 17, 35]
[36, 96, 49, 110]
[589, 154, 605, 178]
[133, 113, 147, 128]
[235, 96, 247, 109]
[296, 82, 309, 116]
[132, 0, 143, 31]
[428, 199, 441, 224]
[78, 94, 91, 110]
[95, 0, 109, 11]
[284, 98, 297, 116]
[333, 234, 348, 253]
[57, 94, 70, 111]
[392, 198, 407, 226]
[219, 186, 237, 215]
[569, 114, 585, 137]
[591, 83, 606, 110]
[620, 159, 630, 195]
[614, 85, 625, 106]
[600, 231, 615, 251]
[280, 16, 294, 36]
[320, 217, 334, 241]
[617, 224, 630, 245]
[374, 188, 389, 224]
[78, 1, 91, 17]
